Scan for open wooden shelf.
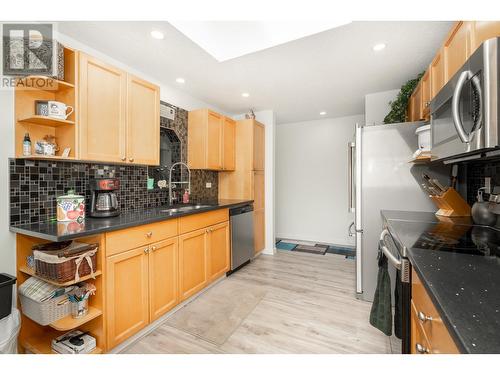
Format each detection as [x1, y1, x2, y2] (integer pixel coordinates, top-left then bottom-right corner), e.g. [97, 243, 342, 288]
[18, 115, 75, 127]
[21, 330, 102, 354]
[19, 265, 102, 287]
[16, 155, 76, 161]
[49, 306, 102, 331]
[16, 76, 75, 91]
[409, 155, 433, 164]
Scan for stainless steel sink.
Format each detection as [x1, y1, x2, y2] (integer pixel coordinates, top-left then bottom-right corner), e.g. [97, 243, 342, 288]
[160, 204, 211, 214]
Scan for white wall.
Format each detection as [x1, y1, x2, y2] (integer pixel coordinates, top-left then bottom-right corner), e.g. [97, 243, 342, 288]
[0, 89, 16, 275]
[276, 114, 364, 246]
[365, 89, 399, 126]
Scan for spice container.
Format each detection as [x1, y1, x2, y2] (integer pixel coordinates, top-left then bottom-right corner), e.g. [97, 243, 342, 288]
[57, 190, 85, 223]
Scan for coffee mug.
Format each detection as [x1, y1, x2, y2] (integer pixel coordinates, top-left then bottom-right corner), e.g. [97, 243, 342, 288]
[48, 101, 74, 120]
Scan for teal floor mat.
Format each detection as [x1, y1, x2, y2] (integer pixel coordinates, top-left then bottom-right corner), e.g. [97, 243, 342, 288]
[276, 241, 297, 251]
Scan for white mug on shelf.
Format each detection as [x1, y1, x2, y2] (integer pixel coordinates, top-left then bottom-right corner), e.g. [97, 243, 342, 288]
[47, 100, 74, 120]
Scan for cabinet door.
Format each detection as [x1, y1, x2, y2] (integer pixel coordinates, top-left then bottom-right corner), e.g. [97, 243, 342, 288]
[412, 84, 422, 121]
[127, 74, 160, 165]
[206, 111, 223, 170]
[253, 171, 265, 211]
[253, 122, 265, 171]
[411, 301, 432, 354]
[79, 53, 127, 163]
[179, 228, 208, 301]
[444, 22, 471, 81]
[471, 21, 500, 52]
[222, 117, 236, 171]
[254, 209, 265, 254]
[207, 222, 230, 282]
[430, 49, 445, 99]
[149, 238, 178, 322]
[106, 246, 149, 349]
[421, 69, 431, 120]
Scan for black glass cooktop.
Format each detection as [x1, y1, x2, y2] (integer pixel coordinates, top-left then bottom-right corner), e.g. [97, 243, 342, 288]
[389, 220, 500, 257]
[412, 225, 500, 256]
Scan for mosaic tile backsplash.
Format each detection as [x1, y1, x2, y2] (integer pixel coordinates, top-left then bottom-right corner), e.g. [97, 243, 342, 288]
[9, 101, 219, 226]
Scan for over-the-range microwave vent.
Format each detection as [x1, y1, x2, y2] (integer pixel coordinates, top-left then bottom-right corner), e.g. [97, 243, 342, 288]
[160, 103, 175, 120]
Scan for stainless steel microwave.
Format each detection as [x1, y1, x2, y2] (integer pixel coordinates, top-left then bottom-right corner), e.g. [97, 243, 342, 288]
[431, 37, 499, 161]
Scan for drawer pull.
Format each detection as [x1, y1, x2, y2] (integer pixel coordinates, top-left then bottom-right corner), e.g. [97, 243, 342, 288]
[151, 245, 157, 251]
[415, 343, 430, 354]
[418, 311, 433, 323]
[146, 231, 153, 238]
[121, 156, 126, 161]
[129, 157, 134, 162]
[144, 247, 150, 254]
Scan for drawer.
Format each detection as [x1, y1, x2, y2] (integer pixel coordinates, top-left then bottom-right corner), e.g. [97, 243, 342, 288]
[106, 219, 178, 257]
[411, 300, 432, 354]
[178, 209, 229, 234]
[411, 269, 460, 353]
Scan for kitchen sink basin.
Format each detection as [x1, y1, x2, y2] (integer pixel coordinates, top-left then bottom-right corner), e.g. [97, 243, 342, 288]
[160, 204, 211, 214]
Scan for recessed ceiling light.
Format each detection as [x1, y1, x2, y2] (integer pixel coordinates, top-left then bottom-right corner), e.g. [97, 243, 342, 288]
[373, 43, 386, 52]
[320, 111, 327, 115]
[151, 30, 165, 40]
[241, 92, 250, 98]
[176, 77, 185, 84]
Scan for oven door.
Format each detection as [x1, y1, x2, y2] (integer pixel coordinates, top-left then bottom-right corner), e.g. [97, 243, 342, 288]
[431, 51, 485, 161]
[379, 228, 411, 354]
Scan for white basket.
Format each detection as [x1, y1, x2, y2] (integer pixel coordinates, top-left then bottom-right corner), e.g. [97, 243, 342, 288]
[19, 293, 70, 326]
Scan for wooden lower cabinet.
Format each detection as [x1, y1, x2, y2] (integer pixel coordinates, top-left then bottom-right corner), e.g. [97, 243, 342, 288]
[179, 228, 209, 301]
[149, 238, 178, 322]
[106, 246, 149, 349]
[254, 209, 265, 254]
[411, 269, 459, 354]
[208, 222, 230, 282]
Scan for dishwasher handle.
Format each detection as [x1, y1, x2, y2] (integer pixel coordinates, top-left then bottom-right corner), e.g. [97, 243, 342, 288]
[230, 204, 254, 216]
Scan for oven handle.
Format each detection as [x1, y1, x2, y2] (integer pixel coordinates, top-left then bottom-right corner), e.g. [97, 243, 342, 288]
[379, 229, 402, 270]
[452, 70, 474, 144]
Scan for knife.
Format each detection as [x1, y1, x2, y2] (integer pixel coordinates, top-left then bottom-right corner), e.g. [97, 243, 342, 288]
[431, 178, 447, 193]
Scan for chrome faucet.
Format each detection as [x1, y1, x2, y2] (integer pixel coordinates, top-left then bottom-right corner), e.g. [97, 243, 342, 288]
[168, 162, 191, 205]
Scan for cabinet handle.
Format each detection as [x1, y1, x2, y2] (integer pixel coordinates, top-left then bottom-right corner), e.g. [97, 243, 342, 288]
[129, 157, 134, 162]
[417, 311, 433, 323]
[146, 231, 153, 238]
[151, 245, 157, 251]
[144, 247, 149, 254]
[121, 156, 126, 161]
[415, 343, 429, 354]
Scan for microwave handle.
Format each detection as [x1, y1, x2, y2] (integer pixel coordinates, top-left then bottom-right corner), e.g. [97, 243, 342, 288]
[452, 70, 472, 144]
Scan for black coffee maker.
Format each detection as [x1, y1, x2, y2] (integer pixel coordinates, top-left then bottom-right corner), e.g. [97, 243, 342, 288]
[90, 178, 120, 218]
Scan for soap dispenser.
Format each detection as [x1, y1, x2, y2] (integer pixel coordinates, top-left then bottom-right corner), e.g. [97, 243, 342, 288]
[472, 187, 497, 226]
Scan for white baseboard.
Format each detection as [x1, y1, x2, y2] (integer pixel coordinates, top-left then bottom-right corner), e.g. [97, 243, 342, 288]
[276, 233, 354, 248]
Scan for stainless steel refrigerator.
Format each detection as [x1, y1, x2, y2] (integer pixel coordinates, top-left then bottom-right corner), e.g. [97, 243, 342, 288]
[348, 122, 437, 302]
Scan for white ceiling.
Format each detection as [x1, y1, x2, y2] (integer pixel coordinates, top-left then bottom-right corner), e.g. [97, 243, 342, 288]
[58, 21, 453, 124]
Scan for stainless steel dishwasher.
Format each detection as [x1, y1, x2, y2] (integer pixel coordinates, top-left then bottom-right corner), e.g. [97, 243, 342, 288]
[228, 204, 254, 273]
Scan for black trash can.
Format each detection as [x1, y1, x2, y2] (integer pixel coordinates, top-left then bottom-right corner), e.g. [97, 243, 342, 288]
[0, 274, 16, 320]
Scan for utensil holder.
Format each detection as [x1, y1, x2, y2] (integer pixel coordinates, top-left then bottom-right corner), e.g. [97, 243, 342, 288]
[71, 299, 88, 319]
[429, 187, 471, 217]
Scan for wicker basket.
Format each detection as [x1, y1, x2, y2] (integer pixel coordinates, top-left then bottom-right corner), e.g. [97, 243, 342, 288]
[19, 293, 71, 326]
[34, 243, 98, 283]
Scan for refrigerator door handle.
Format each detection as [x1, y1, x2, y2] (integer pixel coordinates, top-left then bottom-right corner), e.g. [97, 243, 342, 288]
[348, 142, 355, 212]
[355, 123, 363, 295]
[348, 221, 355, 237]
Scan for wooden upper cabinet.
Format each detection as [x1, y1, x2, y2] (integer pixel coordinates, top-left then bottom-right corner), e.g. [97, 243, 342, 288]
[207, 222, 230, 282]
[149, 238, 178, 322]
[79, 53, 127, 163]
[178, 228, 208, 301]
[79, 53, 160, 165]
[222, 117, 236, 171]
[253, 122, 265, 171]
[420, 69, 431, 120]
[411, 83, 422, 121]
[188, 109, 235, 171]
[126, 75, 160, 165]
[471, 21, 500, 52]
[106, 246, 149, 349]
[430, 48, 445, 100]
[444, 22, 472, 81]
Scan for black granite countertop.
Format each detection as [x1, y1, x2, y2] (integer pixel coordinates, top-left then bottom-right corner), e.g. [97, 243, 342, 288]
[10, 199, 253, 242]
[381, 210, 500, 354]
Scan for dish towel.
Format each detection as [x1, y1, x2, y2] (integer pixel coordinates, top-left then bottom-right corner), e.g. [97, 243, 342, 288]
[394, 268, 402, 339]
[369, 243, 392, 336]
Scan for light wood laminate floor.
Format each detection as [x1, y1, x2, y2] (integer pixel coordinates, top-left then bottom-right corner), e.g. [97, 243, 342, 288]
[124, 250, 396, 354]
